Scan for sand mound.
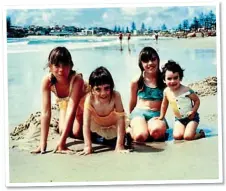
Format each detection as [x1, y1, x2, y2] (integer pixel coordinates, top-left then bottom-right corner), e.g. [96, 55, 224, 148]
[188, 76, 217, 97]
[9, 104, 60, 151]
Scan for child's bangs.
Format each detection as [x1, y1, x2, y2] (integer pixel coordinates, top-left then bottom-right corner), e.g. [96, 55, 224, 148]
[140, 52, 158, 62]
[50, 50, 72, 66]
[93, 75, 112, 87]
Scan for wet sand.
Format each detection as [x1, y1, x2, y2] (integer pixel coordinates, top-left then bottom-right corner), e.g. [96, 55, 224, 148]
[8, 91, 220, 184]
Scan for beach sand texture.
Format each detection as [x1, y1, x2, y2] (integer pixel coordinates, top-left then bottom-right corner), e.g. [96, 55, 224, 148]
[8, 76, 220, 183]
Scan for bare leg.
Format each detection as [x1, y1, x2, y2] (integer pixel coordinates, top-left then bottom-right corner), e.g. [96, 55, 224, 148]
[148, 119, 166, 141]
[130, 117, 149, 142]
[71, 113, 83, 139]
[184, 121, 204, 140]
[173, 121, 185, 140]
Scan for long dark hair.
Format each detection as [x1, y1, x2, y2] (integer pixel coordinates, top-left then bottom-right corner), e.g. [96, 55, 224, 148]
[137, 47, 165, 90]
[89, 66, 115, 100]
[46, 46, 75, 85]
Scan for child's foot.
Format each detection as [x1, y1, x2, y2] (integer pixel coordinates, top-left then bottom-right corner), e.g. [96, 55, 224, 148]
[198, 129, 206, 138]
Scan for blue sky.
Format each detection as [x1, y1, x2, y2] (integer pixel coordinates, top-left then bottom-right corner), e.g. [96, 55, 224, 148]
[6, 6, 216, 30]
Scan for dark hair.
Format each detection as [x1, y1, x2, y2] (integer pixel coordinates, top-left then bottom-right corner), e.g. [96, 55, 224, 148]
[161, 60, 184, 80]
[89, 66, 115, 99]
[137, 47, 165, 90]
[46, 46, 75, 85]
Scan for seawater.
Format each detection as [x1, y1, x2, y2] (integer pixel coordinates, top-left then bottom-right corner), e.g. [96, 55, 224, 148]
[7, 36, 217, 130]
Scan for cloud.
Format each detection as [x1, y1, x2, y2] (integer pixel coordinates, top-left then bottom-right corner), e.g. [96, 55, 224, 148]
[6, 6, 216, 29]
[120, 7, 137, 16]
[7, 8, 82, 26]
[102, 12, 108, 19]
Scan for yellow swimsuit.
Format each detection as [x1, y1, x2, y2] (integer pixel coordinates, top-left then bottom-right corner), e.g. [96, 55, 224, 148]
[52, 74, 83, 110]
[85, 102, 125, 140]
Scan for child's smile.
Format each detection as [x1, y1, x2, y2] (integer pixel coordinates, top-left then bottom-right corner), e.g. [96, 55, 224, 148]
[164, 71, 181, 90]
[93, 84, 111, 103]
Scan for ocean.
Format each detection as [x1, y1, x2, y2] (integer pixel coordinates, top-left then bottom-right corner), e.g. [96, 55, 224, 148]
[7, 36, 217, 129]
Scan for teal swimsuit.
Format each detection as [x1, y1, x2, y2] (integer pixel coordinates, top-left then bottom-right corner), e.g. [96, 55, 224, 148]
[130, 84, 165, 121]
[137, 84, 163, 101]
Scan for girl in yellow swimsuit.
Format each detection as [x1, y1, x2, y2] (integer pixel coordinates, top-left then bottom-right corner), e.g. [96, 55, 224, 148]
[78, 66, 129, 155]
[158, 60, 205, 140]
[31, 46, 87, 154]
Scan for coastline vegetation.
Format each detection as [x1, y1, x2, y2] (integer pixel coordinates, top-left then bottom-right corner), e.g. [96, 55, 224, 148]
[6, 10, 216, 38]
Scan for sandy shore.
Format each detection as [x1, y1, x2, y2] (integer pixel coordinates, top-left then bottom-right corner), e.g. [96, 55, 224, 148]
[7, 76, 220, 184]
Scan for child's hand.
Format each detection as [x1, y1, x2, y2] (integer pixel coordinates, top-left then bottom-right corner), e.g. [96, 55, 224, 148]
[115, 145, 131, 153]
[77, 147, 92, 156]
[187, 111, 195, 120]
[153, 117, 163, 120]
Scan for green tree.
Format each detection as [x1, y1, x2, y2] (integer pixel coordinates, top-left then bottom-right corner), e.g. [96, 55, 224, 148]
[113, 25, 117, 33]
[198, 12, 205, 28]
[178, 23, 182, 31]
[126, 26, 129, 33]
[7, 16, 11, 31]
[131, 21, 136, 31]
[191, 17, 200, 30]
[182, 19, 189, 31]
[141, 22, 146, 33]
[161, 24, 167, 31]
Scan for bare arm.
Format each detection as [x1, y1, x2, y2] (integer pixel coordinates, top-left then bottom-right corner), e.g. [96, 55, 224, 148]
[31, 76, 51, 154]
[58, 75, 84, 147]
[82, 95, 92, 154]
[114, 91, 126, 151]
[159, 90, 169, 120]
[188, 93, 200, 118]
[129, 80, 138, 113]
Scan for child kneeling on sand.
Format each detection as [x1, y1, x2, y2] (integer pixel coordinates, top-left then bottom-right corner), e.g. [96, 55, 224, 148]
[78, 66, 129, 155]
[157, 60, 205, 140]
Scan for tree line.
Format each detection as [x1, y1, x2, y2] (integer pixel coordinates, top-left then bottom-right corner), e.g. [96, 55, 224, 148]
[113, 10, 216, 33]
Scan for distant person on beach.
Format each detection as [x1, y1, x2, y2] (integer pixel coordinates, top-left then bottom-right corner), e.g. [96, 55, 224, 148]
[78, 66, 129, 155]
[127, 32, 131, 51]
[127, 32, 131, 41]
[157, 60, 205, 140]
[128, 47, 167, 143]
[154, 32, 158, 43]
[119, 32, 123, 50]
[31, 46, 87, 154]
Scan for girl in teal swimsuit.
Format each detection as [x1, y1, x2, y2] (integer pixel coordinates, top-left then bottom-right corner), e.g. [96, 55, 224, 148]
[129, 47, 167, 142]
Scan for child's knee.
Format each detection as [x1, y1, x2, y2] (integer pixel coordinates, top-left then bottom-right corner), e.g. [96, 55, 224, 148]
[173, 133, 183, 140]
[150, 130, 163, 140]
[183, 134, 195, 141]
[133, 132, 148, 142]
[72, 126, 82, 138]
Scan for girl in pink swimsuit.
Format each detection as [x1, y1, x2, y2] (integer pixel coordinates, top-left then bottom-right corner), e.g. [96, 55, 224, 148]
[78, 66, 129, 155]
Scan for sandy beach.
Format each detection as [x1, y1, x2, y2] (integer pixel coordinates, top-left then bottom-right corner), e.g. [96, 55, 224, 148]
[8, 76, 221, 184]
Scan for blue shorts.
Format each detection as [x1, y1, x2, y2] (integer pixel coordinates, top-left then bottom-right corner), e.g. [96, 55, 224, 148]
[130, 108, 168, 128]
[175, 112, 200, 126]
[130, 108, 161, 121]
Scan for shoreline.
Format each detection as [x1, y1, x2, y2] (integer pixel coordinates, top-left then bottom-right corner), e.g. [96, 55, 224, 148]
[8, 90, 219, 183]
[7, 35, 217, 50]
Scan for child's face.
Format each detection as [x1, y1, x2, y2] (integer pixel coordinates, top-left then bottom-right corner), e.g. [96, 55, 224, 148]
[50, 62, 71, 80]
[164, 70, 181, 91]
[141, 56, 158, 74]
[92, 84, 111, 103]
